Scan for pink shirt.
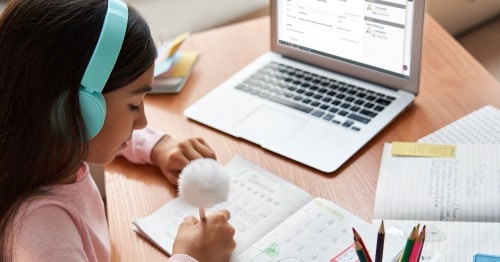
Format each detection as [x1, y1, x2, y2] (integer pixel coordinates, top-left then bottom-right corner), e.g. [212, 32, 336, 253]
[11, 126, 197, 262]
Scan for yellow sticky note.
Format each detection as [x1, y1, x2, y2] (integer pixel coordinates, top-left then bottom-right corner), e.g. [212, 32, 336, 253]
[166, 32, 190, 58]
[156, 32, 190, 62]
[391, 142, 456, 158]
[170, 52, 199, 77]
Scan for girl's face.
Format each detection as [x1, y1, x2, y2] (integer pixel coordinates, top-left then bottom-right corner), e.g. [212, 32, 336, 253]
[86, 65, 154, 164]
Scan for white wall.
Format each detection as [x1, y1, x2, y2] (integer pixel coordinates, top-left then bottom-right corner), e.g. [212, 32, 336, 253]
[0, 1, 269, 42]
[128, 0, 269, 42]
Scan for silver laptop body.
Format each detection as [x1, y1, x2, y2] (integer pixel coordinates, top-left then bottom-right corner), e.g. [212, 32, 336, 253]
[185, 0, 426, 173]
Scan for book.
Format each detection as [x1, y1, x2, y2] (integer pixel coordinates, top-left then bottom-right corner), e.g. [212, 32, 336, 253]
[150, 51, 199, 94]
[154, 32, 190, 77]
[133, 156, 404, 261]
[373, 143, 500, 261]
[150, 32, 199, 94]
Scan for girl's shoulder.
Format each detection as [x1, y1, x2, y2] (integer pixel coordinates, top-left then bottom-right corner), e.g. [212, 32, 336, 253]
[15, 193, 84, 229]
[11, 195, 94, 261]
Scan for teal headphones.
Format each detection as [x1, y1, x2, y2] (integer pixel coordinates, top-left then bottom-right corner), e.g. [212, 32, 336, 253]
[79, 0, 128, 138]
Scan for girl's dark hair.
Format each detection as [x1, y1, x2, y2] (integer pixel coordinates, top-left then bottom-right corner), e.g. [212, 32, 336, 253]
[0, 0, 156, 259]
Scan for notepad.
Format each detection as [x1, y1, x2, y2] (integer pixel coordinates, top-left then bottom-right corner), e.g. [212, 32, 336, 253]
[151, 32, 199, 94]
[373, 143, 500, 261]
[418, 105, 500, 144]
[133, 156, 404, 261]
[150, 51, 199, 94]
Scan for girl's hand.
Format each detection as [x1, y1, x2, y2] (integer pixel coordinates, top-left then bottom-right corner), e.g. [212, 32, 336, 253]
[150, 136, 216, 185]
[172, 210, 236, 262]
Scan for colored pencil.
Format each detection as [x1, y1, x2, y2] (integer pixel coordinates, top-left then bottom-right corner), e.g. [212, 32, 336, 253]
[416, 227, 426, 261]
[400, 226, 417, 262]
[408, 226, 426, 262]
[355, 239, 369, 262]
[353, 228, 373, 262]
[375, 220, 385, 262]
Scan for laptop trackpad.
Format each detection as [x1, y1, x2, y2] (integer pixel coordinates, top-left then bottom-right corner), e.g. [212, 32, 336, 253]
[232, 106, 307, 144]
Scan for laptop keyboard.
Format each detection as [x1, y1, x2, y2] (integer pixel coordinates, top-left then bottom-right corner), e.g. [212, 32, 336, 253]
[235, 62, 396, 132]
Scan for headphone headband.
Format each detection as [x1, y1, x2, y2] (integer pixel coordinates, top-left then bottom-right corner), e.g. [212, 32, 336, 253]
[76, 0, 128, 139]
[80, 0, 128, 93]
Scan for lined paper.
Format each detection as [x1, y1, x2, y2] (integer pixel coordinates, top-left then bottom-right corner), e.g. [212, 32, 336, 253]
[373, 143, 500, 261]
[375, 143, 500, 222]
[419, 105, 500, 144]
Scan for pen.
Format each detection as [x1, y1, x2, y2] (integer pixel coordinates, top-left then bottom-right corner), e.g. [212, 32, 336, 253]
[400, 226, 417, 262]
[375, 220, 385, 262]
[353, 228, 373, 262]
[408, 225, 426, 262]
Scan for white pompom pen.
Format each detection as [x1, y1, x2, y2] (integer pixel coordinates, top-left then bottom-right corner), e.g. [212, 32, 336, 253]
[178, 158, 231, 220]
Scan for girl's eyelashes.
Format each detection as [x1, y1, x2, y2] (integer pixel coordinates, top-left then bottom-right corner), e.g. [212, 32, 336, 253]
[129, 104, 140, 112]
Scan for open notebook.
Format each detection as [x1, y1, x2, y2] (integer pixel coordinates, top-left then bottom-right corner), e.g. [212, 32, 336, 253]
[133, 156, 405, 261]
[373, 105, 500, 261]
[185, 0, 426, 173]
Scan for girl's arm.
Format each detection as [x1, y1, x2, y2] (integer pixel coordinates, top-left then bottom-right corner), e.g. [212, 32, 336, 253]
[120, 126, 216, 185]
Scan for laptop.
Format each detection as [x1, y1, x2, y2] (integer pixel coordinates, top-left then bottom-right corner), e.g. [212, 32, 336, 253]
[185, 0, 426, 173]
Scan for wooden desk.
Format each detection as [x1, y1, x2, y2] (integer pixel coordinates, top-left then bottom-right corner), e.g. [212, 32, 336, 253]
[105, 15, 500, 261]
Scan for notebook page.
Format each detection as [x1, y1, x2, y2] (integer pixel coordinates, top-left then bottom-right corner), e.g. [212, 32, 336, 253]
[418, 105, 500, 144]
[373, 143, 500, 222]
[373, 219, 500, 261]
[237, 198, 404, 262]
[133, 156, 312, 258]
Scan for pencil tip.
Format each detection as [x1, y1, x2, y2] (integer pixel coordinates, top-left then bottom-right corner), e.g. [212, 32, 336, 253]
[379, 221, 385, 232]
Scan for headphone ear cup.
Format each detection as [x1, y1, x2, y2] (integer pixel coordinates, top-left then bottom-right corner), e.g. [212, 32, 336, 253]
[79, 88, 106, 139]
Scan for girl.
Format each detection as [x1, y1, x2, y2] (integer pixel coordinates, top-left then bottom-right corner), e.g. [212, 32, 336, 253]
[0, 0, 235, 261]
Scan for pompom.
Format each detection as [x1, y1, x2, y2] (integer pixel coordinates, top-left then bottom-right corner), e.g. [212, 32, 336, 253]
[178, 158, 231, 208]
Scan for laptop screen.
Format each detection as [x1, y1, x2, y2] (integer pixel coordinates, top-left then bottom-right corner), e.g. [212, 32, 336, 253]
[276, 0, 416, 80]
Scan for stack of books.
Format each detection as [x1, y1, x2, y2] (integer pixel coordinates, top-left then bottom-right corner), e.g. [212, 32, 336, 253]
[150, 32, 199, 94]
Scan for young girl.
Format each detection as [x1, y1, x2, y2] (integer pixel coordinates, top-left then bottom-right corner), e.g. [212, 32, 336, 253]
[0, 0, 235, 261]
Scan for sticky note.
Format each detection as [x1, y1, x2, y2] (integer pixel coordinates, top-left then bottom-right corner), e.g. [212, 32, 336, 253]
[391, 142, 456, 158]
[170, 52, 199, 77]
[165, 32, 190, 58]
[473, 253, 500, 262]
[154, 32, 191, 76]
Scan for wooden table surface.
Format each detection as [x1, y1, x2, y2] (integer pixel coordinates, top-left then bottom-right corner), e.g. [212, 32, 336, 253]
[105, 15, 500, 261]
